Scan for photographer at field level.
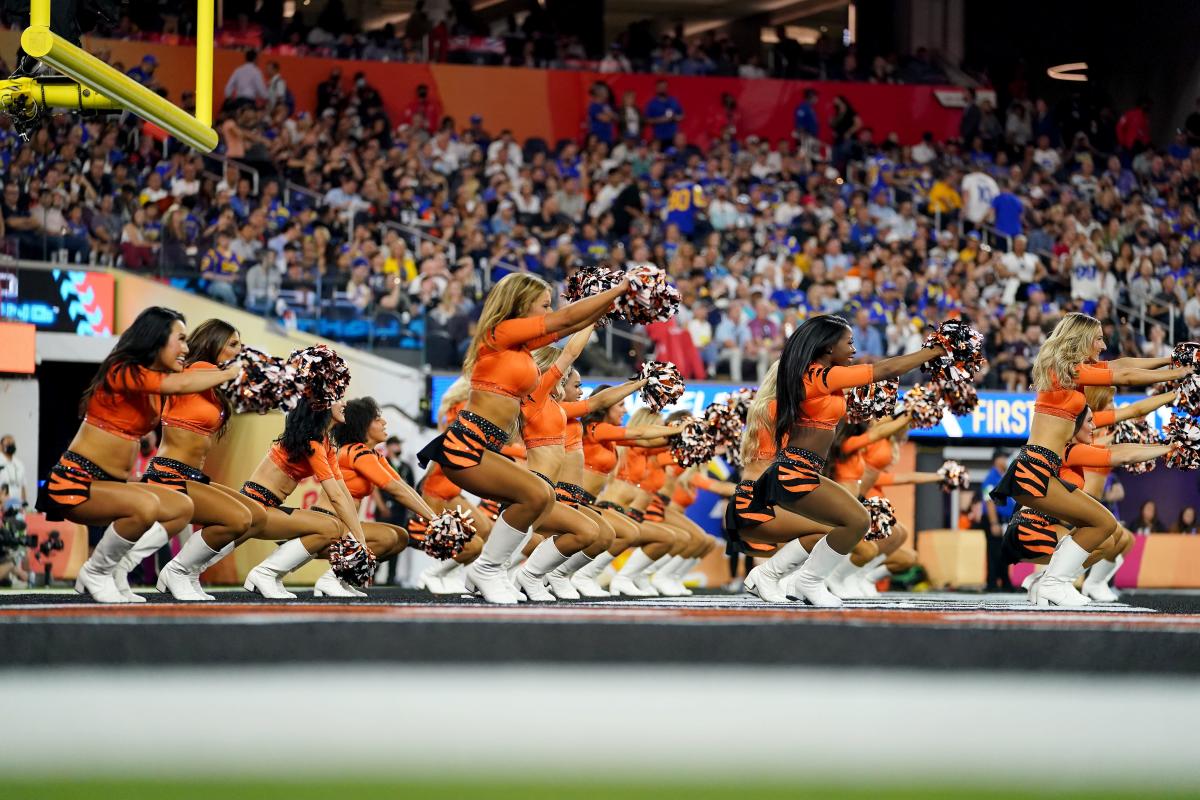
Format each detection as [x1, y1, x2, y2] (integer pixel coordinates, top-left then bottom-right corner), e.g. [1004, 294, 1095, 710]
[0, 434, 27, 507]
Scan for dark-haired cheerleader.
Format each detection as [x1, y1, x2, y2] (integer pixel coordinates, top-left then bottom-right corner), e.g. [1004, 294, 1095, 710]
[751, 315, 947, 607]
[37, 307, 241, 603]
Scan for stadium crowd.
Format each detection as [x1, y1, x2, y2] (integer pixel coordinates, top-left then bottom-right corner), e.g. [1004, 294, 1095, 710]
[1, 45, 1199, 383]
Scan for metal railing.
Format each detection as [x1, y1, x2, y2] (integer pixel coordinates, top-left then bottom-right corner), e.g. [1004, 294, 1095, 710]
[282, 180, 321, 210]
[201, 152, 260, 194]
[382, 220, 457, 266]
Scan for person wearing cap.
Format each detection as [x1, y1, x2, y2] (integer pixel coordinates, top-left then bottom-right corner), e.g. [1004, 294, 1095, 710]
[126, 55, 157, 87]
[982, 449, 1016, 591]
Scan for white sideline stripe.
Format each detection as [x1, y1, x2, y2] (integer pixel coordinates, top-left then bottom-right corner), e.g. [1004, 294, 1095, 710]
[2, 665, 1198, 788]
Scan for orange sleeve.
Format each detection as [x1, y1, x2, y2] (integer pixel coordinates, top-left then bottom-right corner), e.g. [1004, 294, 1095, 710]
[307, 440, 338, 482]
[589, 423, 629, 442]
[485, 316, 549, 349]
[656, 451, 676, 466]
[691, 474, 717, 491]
[810, 364, 875, 394]
[1093, 409, 1116, 428]
[350, 447, 398, 488]
[560, 400, 590, 419]
[1074, 364, 1114, 386]
[530, 365, 563, 404]
[875, 473, 895, 487]
[108, 365, 166, 393]
[1065, 444, 1113, 469]
[841, 433, 873, 454]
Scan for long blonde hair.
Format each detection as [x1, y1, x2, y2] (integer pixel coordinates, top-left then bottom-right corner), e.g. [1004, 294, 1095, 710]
[1084, 385, 1116, 412]
[1032, 313, 1102, 392]
[439, 376, 471, 426]
[463, 273, 552, 376]
[741, 361, 779, 465]
[532, 346, 564, 401]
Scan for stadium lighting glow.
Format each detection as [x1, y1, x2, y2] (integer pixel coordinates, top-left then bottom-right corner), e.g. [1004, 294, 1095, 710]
[1047, 62, 1088, 82]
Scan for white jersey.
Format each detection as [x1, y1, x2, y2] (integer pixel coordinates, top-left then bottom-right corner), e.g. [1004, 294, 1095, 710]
[961, 172, 999, 224]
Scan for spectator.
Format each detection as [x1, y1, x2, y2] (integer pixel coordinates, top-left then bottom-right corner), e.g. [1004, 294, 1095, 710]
[981, 449, 1015, 591]
[1171, 507, 1199, 535]
[793, 88, 819, 144]
[1127, 500, 1162, 535]
[225, 49, 269, 103]
[644, 79, 683, 145]
[266, 61, 290, 111]
[618, 90, 642, 141]
[710, 300, 752, 379]
[961, 169, 1000, 226]
[201, 231, 242, 305]
[990, 178, 1024, 238]
[120, 205, 158, 270]
[849, 307, 884, 362]
[126, 55, 158, 86]
[586, 82, 617, 147]
[1117, 96, 1153, 155]
[0, 434, 27, 506]
[245, 249, 282, 313]
[317, 68, 345, 111]
[404, 83, 442, 133]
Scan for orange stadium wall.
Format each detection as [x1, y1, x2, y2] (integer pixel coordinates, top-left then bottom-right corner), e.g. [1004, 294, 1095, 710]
[0, 30, 964, 146]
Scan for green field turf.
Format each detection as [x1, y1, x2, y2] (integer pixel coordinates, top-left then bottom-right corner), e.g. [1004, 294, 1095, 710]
[12, 781, 1200, 800]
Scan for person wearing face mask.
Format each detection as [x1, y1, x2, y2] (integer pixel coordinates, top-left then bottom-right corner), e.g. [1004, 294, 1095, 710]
[0, 435, 27, 507]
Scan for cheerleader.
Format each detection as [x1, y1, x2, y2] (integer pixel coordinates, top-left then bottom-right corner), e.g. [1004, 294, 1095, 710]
[143, 320, 269, 601]
[545, 367, 647, 598]
[1076, 387, 1176, 600]
[989, 313, 1189, 607]
[417, 273, 627, 603]
[576, 400, 681, 596]
[239, 398, 374, 599]
[752, 315, 948, 607]
[38, 307, 240, 603]
[511, 333, 607, 602]
[731, 363, 834, 603]
[1002, 406, 1172, 602]
[316, 397, 438, 597]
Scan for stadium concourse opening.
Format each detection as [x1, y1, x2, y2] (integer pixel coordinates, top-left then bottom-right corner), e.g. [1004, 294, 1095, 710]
[7, 0, 1200, 795]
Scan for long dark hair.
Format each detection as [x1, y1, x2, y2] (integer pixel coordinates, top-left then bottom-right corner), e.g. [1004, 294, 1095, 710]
[774, 315, 852, 447]
[275, 398, 333, 463]
[185, 319, 238, 438]
[581, 384, 613, 433]
[332, 397, 380, 447]
[79, 306, 185, 417]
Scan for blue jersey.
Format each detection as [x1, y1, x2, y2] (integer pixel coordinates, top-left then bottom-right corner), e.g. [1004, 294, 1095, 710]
[665, 183, 704, 236]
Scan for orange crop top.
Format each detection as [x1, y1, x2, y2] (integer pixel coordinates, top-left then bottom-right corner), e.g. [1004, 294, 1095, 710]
[161, 362, 225, 437]
[338, 443, 401, 499]
[796, 364, 875, 430]
[863, 438, 894, 471]
[1034, 364, 1114, 421]
[269, 438, 343, 483]
[583, 423, 630, 474]
[617, 446, 647, 485]
[639, 449, 670, 493]
[521, 365, 566, 449]
[471, 316, 563, 400]
[560, 400, 589, 453]
[84, 364, 166, 440]
[1060, 443, 1112, 489]
[833, 450, 865, 483]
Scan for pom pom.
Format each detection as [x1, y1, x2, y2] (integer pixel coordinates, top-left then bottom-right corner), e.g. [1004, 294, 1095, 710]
[937, 459, 970, 493]
[671, 418, 717, 468]
[863, 497, 897, 541]
[224, 346, 299, 414]
[420, 508, 478, 559]
[288, 344, 351, 410]
[845, 379, 900, 423]
[637, 360, 685, 412]
[900, 384, 947, 430]
[1113, 418, 1161, 474]
[328, 533, 377, 588]
[1172, 341, 1200, 369]
[614, 264, 681, 325]
[703, 402, 743, 451]
[1172, 377, 1200, 417]
[1164, 415, 1200, 471]
[563, 265, 622, 326]
[935, 378, 980, 417]
[922, 319, 986, 383]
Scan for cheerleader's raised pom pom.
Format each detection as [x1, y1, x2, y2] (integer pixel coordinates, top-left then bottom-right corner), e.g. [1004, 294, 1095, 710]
[637, 360, 685, 412]
[901, 384, 947, 430]
[1172, 341, 1200, 369]
[563, 265, 622, 326]
[937, 459, 970, 493]
[288, 344, 351, 410]
[936, 379, 980, 416]
[672, 418, 718, 468]
[703, 402, 743, 451]
[846, 379, 900, 423]
[1164, 416, 1200, 471]
[328, 533, 377, 588]
[922, 319, 986, 383]
[225, 346, 298, 414]
[421, 508, 477, 560]
[1113, 418, 1161, 474]
[615, 264, 681, 325]
[863, 497, 897, 541]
